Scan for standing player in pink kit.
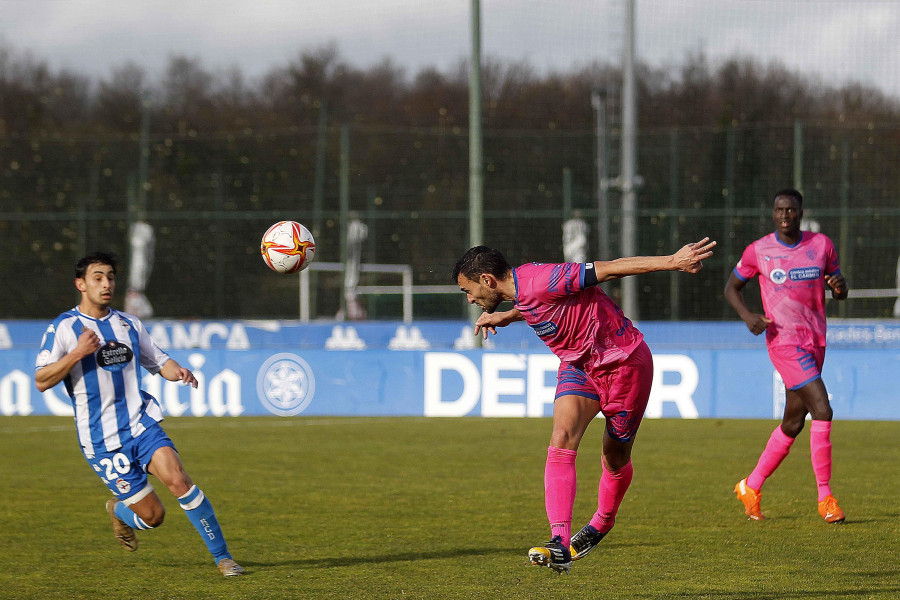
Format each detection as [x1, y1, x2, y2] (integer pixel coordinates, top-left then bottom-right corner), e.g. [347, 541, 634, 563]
[453, 237, 716, 574]
[725, 189, 848, 523]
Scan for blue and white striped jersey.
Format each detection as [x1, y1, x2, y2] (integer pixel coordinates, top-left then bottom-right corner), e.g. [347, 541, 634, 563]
[35, 308, 171, 458]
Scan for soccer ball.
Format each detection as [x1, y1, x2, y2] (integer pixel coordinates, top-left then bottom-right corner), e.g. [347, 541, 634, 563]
[260, 221, 317, 274]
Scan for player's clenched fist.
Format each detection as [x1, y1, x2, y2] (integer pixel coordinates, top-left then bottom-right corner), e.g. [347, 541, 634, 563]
[76, 329, 102, 357]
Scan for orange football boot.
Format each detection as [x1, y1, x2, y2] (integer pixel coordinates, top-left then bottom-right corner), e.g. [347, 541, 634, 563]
[734, 478, 765, 521]
[817, 495, 845, 523]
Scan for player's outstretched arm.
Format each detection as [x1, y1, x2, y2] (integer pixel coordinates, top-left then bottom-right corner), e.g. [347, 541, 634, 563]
[159, 359, 199, 388]
[593, 237, 716, 283]
[724, 271, 772, 336]
[826, 273, 849, 300]
[474, 308, 523, 339]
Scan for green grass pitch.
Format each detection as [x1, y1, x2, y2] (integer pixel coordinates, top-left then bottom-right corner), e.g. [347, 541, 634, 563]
[1, 416, 898, 599]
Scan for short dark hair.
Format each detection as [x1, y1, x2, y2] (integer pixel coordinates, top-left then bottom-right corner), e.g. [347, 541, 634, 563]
[452, 246, 511, 282]
[773, 188, 803, 207]
[75, 252, 117, 279]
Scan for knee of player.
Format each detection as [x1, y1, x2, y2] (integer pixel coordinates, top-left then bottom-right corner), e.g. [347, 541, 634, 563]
[167, 474, 195, 498]
[549, 429, 581, 451]
[812, 405, 833, 421]
[602, 450, 632, 472]
[780, 420, 804, 438]
[145, 505, 166, 528]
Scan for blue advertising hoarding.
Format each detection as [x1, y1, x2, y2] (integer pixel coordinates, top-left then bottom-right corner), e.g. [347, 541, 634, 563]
[1, 320, 898, 420]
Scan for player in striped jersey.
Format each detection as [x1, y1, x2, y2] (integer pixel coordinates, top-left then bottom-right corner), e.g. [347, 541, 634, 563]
[34, 252, 244, 577]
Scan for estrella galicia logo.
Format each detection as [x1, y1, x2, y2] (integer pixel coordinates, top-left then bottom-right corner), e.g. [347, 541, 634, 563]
[256, 353, 316, 416]
[531, 320, 558, 338]
[789, 267, 821, 281]
[96, 340, 133, 371]
[769, 268, 787, 284]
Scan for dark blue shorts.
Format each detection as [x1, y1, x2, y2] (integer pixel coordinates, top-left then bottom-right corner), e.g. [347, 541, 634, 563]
[82, 423, 176, 503]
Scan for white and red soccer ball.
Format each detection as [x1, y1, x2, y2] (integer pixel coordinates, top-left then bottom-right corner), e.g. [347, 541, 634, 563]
[260, 221, 317, 274]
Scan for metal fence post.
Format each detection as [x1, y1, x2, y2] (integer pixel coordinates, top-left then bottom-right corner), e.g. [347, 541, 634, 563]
[669, 127, 680, 320]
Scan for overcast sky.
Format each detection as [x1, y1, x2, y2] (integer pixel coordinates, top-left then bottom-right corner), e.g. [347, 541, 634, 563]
[2, 0, 898, 98]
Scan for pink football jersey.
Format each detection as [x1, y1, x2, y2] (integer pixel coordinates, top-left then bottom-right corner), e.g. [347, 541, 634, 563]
[734, 231, 841, 347]
[513, 262, 644, 368]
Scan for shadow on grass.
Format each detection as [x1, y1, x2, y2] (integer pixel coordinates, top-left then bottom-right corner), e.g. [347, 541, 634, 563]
[248, 546, 523, 569]
[632, 585, 900, 600]
[245, 539, 657, 570]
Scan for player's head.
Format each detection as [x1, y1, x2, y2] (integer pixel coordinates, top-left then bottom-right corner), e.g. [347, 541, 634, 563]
[75, 252, 117, 279]
[75, 252, 117, 309]
[772, 189, 803, 237]
[453, 246, 511, 313]
[773, 188, 803, 207]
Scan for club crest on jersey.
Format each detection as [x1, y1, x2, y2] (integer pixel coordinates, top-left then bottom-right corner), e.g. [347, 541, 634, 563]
[769, 268, 787, 284]
[115, 478, 131, 494]
[96, 340, 134, 371]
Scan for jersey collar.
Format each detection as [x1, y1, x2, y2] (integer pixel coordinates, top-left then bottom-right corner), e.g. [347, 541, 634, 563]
[75, 307, 114, 322]
[774, 230, 804, 248]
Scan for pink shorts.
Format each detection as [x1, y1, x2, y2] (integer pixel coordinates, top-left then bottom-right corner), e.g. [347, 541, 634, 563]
[556, 341, 654, 442]
[768, 344, 825, 390]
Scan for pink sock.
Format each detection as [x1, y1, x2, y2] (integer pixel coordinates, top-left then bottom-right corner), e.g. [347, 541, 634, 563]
[810, 420, 833, 501]
[747, 425, 795, 491]
[589, 460, 633, 534]
[544, 446, 577, 547]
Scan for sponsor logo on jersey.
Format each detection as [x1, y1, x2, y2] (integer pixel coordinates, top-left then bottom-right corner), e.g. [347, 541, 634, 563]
[96, 340, 134, 371]
[769, 268, 787, 284]
[788, 267, 821, 281]
[531, 320, 558, 338]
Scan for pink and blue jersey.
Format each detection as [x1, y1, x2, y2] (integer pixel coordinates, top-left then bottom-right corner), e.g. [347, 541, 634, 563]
[734, 231, 840, 348]
[513, 262, 644, 369]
